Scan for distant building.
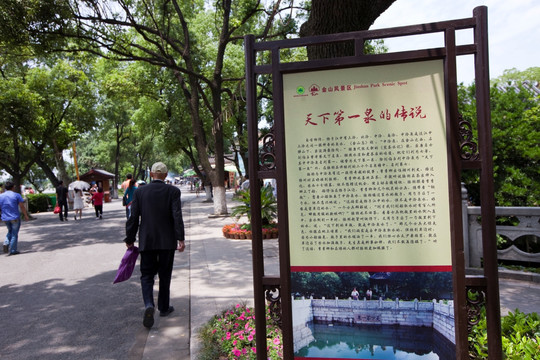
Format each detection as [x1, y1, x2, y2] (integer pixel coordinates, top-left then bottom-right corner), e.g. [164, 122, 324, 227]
[80, 169, 114, 202]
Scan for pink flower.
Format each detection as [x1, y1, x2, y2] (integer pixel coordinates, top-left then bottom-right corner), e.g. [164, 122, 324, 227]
[248, 334, 254, 341]
[233, 340, 237, 346]
[251, 347, 257, 353]
[273, 337, 280, 345]
[236, 304, 241, 308]
[232, 349, 241, 356]
[226, 332, 231, 340]
[239, 334, 244, 340]
[242, 348, 247, 354]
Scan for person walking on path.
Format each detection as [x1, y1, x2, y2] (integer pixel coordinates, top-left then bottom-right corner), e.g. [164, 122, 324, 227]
[241, 174, 250, 190]
[72, 188, 85, 220]
[91, 187, 104, 219]
[122, 179, 137, 219]
[56, 181, 69, 222]
[89, 182, 98, 195]
[121, 173, 136, 192]
[0, 181, 30, 255]
[195, 181, 200, 197]
[125, 161, 185, 329]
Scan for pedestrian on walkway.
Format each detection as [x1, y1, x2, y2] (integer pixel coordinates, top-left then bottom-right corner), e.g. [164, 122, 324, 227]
[241, 174, 250, 190]
[91, 187, 104, 219]
[0, 181, 30, 255]
[195, 181, 200, 197]
[121, 173, 138, 192]
[125, 161, 185, 329]
[122, 179, 137, 219]
[72, 188, 85, 220]
[56, 181, 69, 222]
[89, 182, 98, 195]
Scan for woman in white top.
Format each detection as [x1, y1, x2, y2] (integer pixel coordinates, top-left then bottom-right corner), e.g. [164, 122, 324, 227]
[73, 188, 85, 220]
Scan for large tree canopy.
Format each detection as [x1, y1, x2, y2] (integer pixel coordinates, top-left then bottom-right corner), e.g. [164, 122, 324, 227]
[5, 1, 400, 212]
[0, 55, 96, 190]
[8, 0, 302, 214]
[459, 67, 540, 206]
[1, 1, 401, 208]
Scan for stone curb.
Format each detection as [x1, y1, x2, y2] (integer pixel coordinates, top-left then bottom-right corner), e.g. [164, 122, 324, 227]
[466, 267, 540, 284]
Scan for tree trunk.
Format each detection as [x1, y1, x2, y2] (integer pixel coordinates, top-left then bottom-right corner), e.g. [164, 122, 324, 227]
[213, 186, 227, 214]
[204, 184, 213, 202]
[113, 124, 122, 199]
[299, 0, 396, 59]
[36, 157, 59, 187]
[209, 92, 227, 215]
[210, 143, 227, 214]
[11, 173, 23, 194]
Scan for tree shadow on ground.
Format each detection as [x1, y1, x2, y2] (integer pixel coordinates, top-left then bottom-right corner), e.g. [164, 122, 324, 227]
[0, 269, 150, 360]
[19, 206, 127, 253]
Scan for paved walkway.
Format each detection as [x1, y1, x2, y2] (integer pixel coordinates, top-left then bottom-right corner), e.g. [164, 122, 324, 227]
[0, 187, 277, 360]
[140, 188, 279, 360]
[0, 186, 538, 359]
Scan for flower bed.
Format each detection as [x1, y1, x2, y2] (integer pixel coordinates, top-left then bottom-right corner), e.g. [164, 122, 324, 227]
[222, 224, 278, 240]
[198, 303, 283, 360]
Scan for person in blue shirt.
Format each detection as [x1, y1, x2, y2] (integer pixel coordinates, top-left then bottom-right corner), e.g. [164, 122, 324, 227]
[0, 182, 30, 255]
[122, 178, 137, 219]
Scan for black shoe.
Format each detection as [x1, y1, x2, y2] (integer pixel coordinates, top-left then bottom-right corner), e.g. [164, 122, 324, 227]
[3, 245, 8, 253]
[8, 251, 20, 256]
[159, 306, 174, 317]
[143, 307, 155, 328]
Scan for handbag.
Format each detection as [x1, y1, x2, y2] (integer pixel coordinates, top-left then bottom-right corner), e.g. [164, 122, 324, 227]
[53, 205, 61, 214]
[113, 246, 139, 284]
[122, 193, 127, 206]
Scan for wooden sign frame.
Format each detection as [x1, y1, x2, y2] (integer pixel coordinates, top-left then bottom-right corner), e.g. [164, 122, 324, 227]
[244, 6, 501, 359]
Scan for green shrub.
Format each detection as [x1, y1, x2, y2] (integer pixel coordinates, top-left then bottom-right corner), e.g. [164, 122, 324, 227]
[26, 194, 52, 213]
[469, 308, 540, 358]
[231, 186, 277, 225]
[501, 310, 540, 358]
[500, 264, 540, 275]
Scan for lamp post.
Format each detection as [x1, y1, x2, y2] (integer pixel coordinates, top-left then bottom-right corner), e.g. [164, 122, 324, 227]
[72, 142, 80, 180]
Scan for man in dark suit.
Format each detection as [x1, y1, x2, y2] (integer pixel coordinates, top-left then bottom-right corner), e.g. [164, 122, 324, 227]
[125, 162, 185, 329]
[56, 180, 69, 221]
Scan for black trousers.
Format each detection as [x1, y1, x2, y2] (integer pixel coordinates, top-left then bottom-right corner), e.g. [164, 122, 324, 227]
[94, 205, 103, 217]
[58, 200, 68, 220]
[140, 249, 175, 312]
